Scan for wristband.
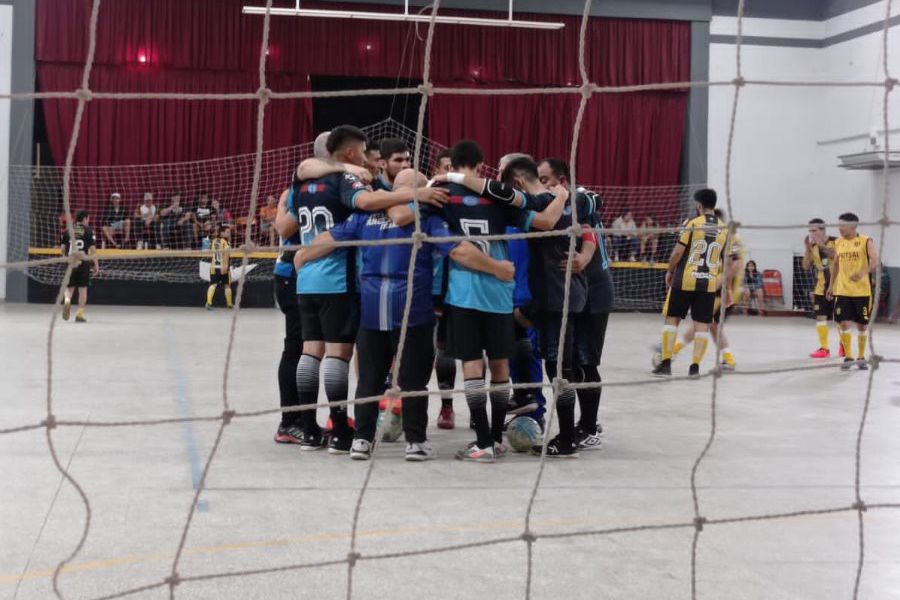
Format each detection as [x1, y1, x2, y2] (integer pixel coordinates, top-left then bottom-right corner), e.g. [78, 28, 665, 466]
[447, 172, 465, 184]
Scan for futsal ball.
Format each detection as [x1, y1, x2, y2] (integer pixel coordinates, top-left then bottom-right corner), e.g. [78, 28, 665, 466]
[506, 417, 543, 453]
[377, 409, 403, 443]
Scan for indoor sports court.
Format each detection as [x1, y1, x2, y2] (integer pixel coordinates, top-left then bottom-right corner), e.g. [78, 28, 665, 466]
[1, 1, 900, 599]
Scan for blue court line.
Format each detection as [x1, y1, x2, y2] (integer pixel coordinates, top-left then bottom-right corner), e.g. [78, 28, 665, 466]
[163, 323, 209, 513]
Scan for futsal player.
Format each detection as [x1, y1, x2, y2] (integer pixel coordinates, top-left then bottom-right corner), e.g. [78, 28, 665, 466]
[206, 224, 233, 310]
[652, 189, 729, 378]
[272, 179, 304, 444]
[295, 168, 515, 461]
[803, 218, 839, 358]
[537, 157, 613, 451]
[284, 125, 447, 453]
[827, 213, 878, 370]
[60, 210, 100, 323]
[502, 156, 587, 458]
[432, 140, 568, 462]
[374, 138, 411, 191]
[432, 150, 457, 429]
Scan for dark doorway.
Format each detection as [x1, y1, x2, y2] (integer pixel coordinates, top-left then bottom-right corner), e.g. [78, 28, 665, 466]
[310, 75, 424, 137]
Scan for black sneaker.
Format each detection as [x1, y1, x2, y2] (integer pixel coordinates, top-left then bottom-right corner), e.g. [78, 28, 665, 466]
[652, 359, 672, 377]
[841, 357, 855, 371]
[857, 359, 869, 371]
[530, 436, 579, 459]
[274, 425, 304, 444]
[688, 363, 700, 377]
[299, 430, 324, 451]
[328, 430, 354, 455]
[506, 393, 539, 416]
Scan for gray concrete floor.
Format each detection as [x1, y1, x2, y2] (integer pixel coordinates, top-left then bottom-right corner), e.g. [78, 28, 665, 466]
[1, 304, 899, 600]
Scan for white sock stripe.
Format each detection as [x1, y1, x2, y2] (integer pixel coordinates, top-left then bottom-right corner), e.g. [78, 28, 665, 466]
[694, 332, 710, 340]
[663, 325, 678, 333]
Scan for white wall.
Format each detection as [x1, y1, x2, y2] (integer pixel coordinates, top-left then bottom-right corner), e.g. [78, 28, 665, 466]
[708, 2, 900, 307]
[0, 5, 12, 301]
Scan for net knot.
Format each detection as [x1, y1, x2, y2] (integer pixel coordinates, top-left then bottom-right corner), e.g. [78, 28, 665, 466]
[418, 82, 434, 96]
[732, 76, 746, 88]
[165, 573, 181, 588]
[521, 530, 537, 543]
[346, 551, 361, 567]
[693, 516, 707, 532]
[886, 77, 898, 92]
[580, 82, 594, 99]
[385, 386, 402, 400]
[221, 410, 236, 425]
[852, 500, 867, 513]
[75, 88, 93, 101]
[43, 414, 58, 430]
[411, 231, 427, 246]
[870, 354, 882, 369]
[257, 87, 272, 102]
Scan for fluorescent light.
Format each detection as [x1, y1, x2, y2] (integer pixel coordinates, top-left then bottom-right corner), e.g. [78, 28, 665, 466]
[241, 6, 565, 30]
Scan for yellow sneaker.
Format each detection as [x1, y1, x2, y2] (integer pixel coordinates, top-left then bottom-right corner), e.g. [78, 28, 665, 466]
[722, 351, 736, 371]
[62, 300, 71, 321]
[75, 308, 86, 323]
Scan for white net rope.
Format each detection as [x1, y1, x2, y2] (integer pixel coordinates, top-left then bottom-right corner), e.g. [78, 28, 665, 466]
[0, 0, 898, 599]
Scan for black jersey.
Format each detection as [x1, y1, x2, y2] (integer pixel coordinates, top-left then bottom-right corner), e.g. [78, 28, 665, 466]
[574, 190, 614, 314]
[523, 191, 587, 314]
[61, 223, 96, 263]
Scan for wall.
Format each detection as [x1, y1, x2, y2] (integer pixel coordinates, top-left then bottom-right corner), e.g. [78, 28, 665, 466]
[0, 4, 11, 301]
[707, 1, 899, 309]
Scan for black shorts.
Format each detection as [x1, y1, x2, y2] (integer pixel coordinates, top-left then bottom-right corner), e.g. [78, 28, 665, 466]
[445, 305, 514, 362]
[813, 294, 835, 320]
[298, 293, 359, 343]
[835, 296, 872, 325]
[574, 310, 609, 366]
[69, 264, 91, 288]
[663, 289, 716, 324]
[210, 270, 230, 286]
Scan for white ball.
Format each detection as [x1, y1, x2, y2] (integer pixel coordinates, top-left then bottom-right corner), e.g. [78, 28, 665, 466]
[506, 416, 543, 453]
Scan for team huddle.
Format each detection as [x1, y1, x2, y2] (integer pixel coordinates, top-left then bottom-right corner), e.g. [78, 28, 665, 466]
[271, 125, 613, 462]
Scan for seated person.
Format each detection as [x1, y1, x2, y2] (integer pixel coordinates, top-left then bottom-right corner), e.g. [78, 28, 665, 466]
[741, 260, 765, 314]
[259, 195, 278, 246]
[101, 192, 131, 248]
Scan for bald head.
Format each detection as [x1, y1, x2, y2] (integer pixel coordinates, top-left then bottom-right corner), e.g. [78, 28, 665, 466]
[393, 168, 428, 191]
[313, 131, 331, 159]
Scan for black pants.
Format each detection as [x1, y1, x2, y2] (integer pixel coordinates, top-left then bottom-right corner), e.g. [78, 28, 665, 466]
[275, 275, 302, 427]
[355, 323, 435, 444]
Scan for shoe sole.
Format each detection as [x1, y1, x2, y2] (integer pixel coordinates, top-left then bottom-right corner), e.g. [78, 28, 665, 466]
[75, 318, 86, 323]
[405, 454, 435, 462]
[577, 442, 603, 451]
[274, 437, 302, 444]
[350, 452, 371, 461]
[651, 372, 671, 378]
[547, 453, 580, 459]
[300, 445, 324, 452]
[454, 454, 495, 463]
[328, 448, 351, 455]
[437, 421, 455, 430]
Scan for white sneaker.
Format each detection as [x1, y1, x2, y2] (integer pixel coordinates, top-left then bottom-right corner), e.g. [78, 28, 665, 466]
[350, 439, 373, 461]
[405, 441, 436, 462]
[455, 441, 495, 463]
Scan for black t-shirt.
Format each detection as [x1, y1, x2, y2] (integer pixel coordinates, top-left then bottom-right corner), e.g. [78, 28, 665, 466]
[61, 223, 96, 264]
[163, 204, 185, 221]
[522, 191, 587, 315]
[102, 205, 129, 226]
[574, 191, 614, 314]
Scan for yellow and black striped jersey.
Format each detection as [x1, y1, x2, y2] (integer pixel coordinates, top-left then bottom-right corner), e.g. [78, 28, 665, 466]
[810, 236, 836, 296]
[672, 213, 729, 293]
[834, 234, 871, 297]
[210, 238, 230, 274]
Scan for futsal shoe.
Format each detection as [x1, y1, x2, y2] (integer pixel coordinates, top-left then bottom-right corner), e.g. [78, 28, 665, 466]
[531, 436, 579, 459]
[455, 442, 495, 463]
[274, 425, 303, 444]
[840, 358, 855, 371]
[437, 405, 455, 429]
[493, 442, 509, 459]
[75, 309, 86, 323]
[328, 430, 354, 455]
[205, 303, 213, 311]
[857, 359, 869, 371]
[721, 352, 736, 371]
[688, 363, 700, 377]
[575, 426, 603, 451]
[652, 359, 672, 377]
[809, 348, 831, 359]
[350, 438, 373, 461]
[299, 430, 325, 451]
[62, 299, 71, 321]
[405, 441, 437, 462]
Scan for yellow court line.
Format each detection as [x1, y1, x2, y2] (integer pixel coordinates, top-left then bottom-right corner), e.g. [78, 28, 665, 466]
[0, 515, 633, 585]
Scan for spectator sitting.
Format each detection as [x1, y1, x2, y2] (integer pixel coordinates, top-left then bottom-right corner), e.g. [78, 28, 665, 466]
[193, 193, 215, 242]
[638, 214, 659, 263]
[211, 199, 232, 226]
[741, 260, 765, 315]
[611, 209, 639, 261]
[259, 194, 278, 247]
[159, 193, 194, 249]
[100, 192, 131, 248]
[135, 192, 159, 249]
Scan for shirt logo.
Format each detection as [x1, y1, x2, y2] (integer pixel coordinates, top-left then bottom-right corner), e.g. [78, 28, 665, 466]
[463, 195, 479, 207]
[306, 183, 318, 194]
